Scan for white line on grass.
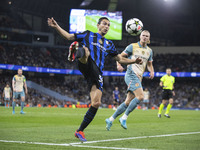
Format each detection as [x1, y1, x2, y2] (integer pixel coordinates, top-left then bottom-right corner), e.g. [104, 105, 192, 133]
[0, 140, 145, 150]
[72, 145, 147, 150]
[0, 131, 200, 149]
[80, 131, 200, 145]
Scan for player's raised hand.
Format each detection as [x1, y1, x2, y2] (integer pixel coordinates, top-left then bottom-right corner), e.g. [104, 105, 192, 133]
[149, 72, 154, 79]
[117, 64, 124, 72]
[135, 57, 143, 64]
[47, 17, 58, 28]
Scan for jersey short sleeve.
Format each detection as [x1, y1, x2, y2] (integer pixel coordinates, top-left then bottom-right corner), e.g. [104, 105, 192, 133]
[13, 75, 16, 81]
[74, 30, 89, 43]
[23, 76, 26, 83]
[172, 76, 175, 84]
[123, 44, 133, 57]
[106, 41, 118, 57]
[160, 75, 165, 82]
[148, 49, 153, 62]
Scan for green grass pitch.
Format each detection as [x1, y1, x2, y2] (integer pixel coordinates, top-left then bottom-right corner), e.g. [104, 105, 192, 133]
[0, 107, 200, 150]
[85, 16, 122, 40]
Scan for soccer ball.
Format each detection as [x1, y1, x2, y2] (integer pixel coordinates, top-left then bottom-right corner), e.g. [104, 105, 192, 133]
[125, 18, 143, 36]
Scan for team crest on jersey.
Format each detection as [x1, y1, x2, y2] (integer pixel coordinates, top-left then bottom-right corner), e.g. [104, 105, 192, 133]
[99, 39, 103, 44]
[106, 40, 109, 45]
[135, 83, 139, 87]
[142, 51, 145, 55]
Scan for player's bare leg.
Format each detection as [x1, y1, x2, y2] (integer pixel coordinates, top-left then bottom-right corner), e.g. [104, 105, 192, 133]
[75, 85, 102, 142]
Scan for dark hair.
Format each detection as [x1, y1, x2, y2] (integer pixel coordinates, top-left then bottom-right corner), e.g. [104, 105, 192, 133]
[98, 17, 110, 24]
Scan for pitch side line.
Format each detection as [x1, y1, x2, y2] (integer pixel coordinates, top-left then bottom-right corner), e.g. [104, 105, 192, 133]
[0, 131, 199, 149]
[80, 131, 200, 144]
[0, 140, 146, 150]
[72, 145, 147, 150]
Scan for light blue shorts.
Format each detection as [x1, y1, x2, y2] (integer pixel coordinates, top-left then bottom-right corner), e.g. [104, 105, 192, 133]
[143, 99, 149, 103]
[4, 98, 10, 101]
[125, 70, 142, 93]
[13, 91, 25, 99]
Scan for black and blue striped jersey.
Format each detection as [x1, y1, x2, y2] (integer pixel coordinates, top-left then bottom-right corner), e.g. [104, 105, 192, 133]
[74, 30, 118, 73]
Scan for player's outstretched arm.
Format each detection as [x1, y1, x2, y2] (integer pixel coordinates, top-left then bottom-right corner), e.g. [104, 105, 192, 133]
[47, 17, 75, 41]
[147, 61, 154, 79]
[24, 81, 28, 95]
[114, 54, 143, 65]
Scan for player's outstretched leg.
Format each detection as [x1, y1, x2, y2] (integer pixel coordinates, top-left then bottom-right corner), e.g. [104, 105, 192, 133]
[68, 41, 79, 62]
[120, 98, 140, 129]
[105, 102, 127, 131]
[12, 101, 16, 114]
[75, 85, 101, 142]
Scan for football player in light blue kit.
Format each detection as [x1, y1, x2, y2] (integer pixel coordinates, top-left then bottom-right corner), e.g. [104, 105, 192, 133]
[3, 83, 12, 108]
[12, 69, 28, 114]
[106, 30, 154, 130]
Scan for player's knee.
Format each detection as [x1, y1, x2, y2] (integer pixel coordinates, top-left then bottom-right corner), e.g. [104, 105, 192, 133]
[136, 94, 144, 101]
[92, 101, 101, 108]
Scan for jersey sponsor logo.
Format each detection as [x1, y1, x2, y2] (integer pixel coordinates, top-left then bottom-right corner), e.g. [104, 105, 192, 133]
[91, 42, 106, 52]
[90, 35, 96, 37]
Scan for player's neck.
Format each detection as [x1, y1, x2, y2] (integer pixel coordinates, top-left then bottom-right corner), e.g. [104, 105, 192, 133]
[140, 41, 147, 47]
[98, 31, 105, 37]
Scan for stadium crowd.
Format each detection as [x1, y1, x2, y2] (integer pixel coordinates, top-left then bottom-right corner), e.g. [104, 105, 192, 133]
[0, 43, 200, 72]
[1, 75, 200, 109]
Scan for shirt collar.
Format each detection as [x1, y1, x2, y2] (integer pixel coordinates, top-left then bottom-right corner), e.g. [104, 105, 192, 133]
[138, 41, 147, 49]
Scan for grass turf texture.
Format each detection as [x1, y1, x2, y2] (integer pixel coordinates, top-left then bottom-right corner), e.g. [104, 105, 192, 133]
[0, 107, 200, 150]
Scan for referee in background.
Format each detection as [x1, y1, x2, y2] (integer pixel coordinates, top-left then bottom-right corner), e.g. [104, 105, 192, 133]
[158, 68, 175, 118]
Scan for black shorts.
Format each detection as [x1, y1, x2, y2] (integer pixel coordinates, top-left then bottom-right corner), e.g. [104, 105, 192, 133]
[162, 89, 173, 100]
[78, 57, 103, 92]
[114, 99, 119, 103]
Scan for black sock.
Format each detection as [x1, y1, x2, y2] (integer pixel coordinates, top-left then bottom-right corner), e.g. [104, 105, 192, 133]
[76, 47, 85, 59]
[77, 106, 98, 132]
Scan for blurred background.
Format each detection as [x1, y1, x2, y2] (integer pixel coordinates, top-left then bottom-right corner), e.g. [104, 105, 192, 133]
[0, 0, 199, 109]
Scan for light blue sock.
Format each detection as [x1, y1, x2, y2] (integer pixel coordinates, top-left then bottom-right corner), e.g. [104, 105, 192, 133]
[12, 101, 16, 111]
[112, 102, 127, 119]
[5, 102, 7, 108]
[8, 102, 9, 108]
[125, 98, 140, 116]
[21, 101, 24, 111]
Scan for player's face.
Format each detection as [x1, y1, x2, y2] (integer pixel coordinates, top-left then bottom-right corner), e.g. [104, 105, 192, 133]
[115, 87, 118, 90]
[97, 19, 110, 36]
[18, 69, 23, 76]
[6, 84, 9, 87]
[140, 31, 150, 44]
[166, 69, 171, 75]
